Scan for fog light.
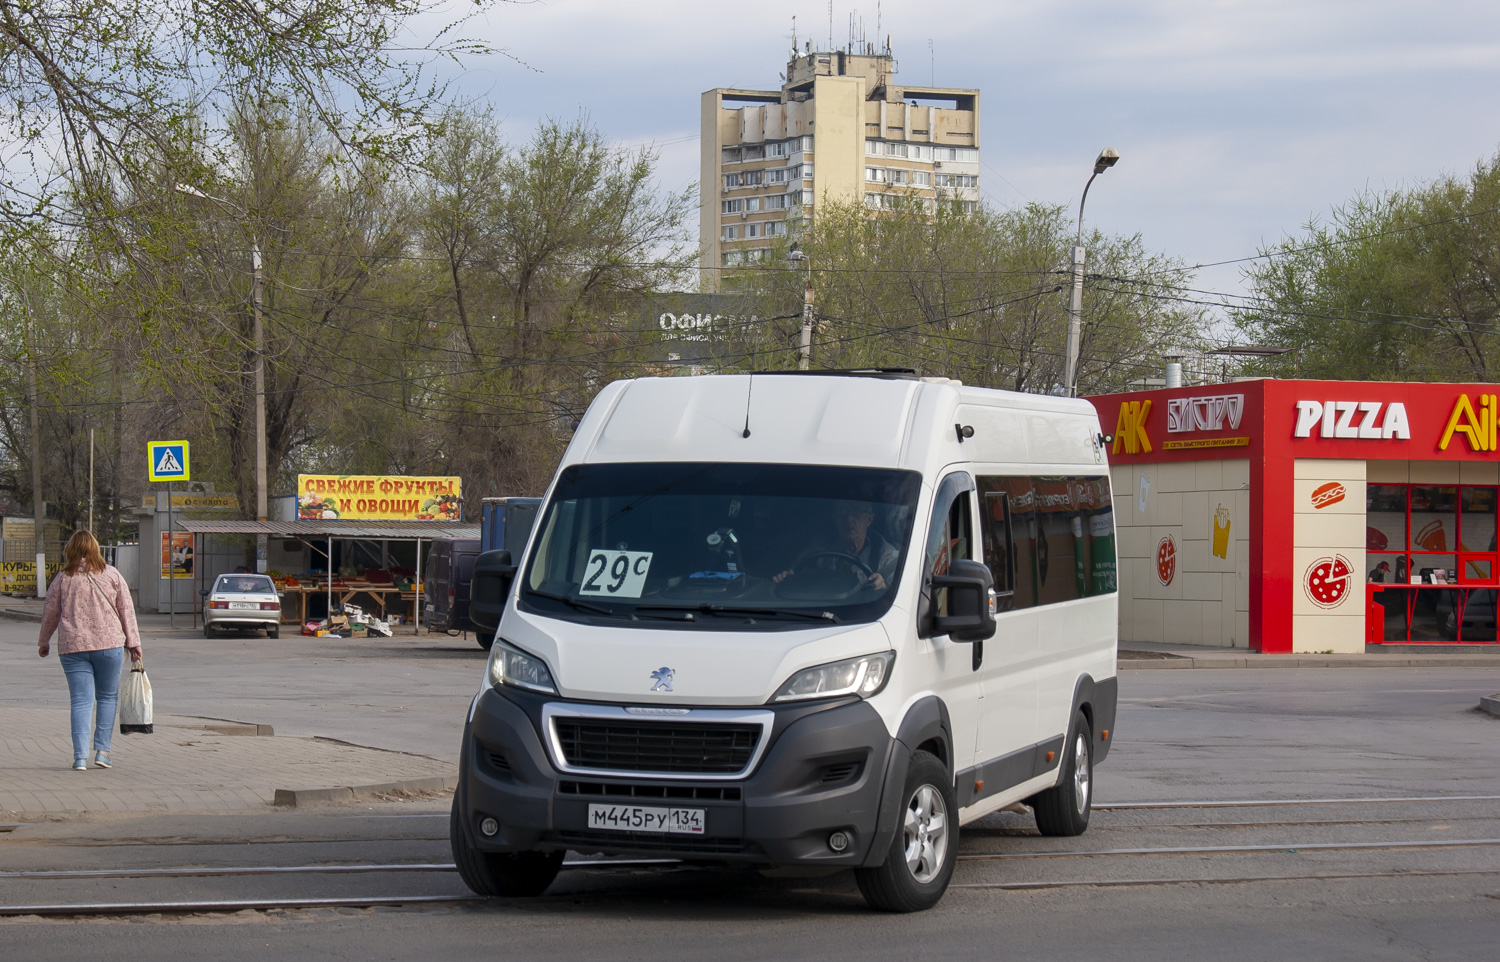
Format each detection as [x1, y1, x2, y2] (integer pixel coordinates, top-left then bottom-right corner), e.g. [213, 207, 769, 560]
[480, 817, 499, 837]
[828, 831, 850, 852]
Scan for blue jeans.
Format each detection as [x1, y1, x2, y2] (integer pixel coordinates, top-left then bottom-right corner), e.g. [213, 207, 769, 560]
[59, 647, 124, 760]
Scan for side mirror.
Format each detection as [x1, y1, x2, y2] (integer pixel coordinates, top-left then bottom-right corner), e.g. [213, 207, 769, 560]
[199, 589, 209, 597]
[469, 549, 515, 634]
[929, 559, 996, 642]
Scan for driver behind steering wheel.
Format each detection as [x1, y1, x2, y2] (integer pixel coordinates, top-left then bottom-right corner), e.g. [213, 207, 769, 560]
[772, 500, 899, 591]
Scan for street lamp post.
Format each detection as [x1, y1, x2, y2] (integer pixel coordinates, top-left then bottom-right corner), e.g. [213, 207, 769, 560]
[1064, 148, 1120, 398]
[788, 245, 813, 370]
[176, 183, 268, 571]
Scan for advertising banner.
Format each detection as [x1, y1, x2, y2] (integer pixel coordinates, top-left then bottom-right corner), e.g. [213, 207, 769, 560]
[1, 560, 65, 592]
[2, 517, 34, 542]
[297, 475, 463, 521]
[141, 493, 239, 510]
[161, 531, 194, 579]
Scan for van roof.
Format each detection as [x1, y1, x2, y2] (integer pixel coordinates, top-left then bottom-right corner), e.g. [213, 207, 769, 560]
[566, 374, 1104, 473]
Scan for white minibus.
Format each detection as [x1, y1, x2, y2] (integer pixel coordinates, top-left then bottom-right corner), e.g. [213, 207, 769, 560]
[453, 371, 1119, 911]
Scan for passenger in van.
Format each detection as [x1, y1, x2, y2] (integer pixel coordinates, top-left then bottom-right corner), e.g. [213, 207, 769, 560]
[772, 500, 900, 590]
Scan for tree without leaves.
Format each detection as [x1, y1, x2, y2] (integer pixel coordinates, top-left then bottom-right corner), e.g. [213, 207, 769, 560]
[0, 0, 501, 233]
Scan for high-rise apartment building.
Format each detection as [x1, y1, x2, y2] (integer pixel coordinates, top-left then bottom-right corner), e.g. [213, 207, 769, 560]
[700, 42, 980, 284]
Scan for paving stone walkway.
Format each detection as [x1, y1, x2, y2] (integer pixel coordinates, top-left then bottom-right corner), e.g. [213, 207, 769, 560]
[0, 707, 454, 816]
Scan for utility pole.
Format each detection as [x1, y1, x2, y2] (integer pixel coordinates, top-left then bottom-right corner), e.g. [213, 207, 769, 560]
[1064, 148, 1120, 398]
[800, 279, 815, 371]
[26, 301, 46, 597]
[789, 245, 813, 370]
[176, 183, 269, 570]
[1064, 242, 1086, 396]
[252, 241, 267, 572]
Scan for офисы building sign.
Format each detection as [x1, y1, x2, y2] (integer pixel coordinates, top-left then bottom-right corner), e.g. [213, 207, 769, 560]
[297, 475, 463, 521]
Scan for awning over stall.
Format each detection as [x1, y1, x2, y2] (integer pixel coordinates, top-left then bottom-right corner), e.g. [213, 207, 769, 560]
[177, 520, 479, 540]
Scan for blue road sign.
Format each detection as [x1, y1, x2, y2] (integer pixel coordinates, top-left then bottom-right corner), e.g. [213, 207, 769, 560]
[147, 441, 191, 482]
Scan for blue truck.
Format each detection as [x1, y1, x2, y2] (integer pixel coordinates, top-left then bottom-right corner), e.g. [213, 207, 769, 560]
[468, 497, 542, 649]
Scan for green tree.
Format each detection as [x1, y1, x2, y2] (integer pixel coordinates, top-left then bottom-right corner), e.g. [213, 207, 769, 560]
[401, 111, 696, 499]
[1238, 153, 1500, 380]
[89, 102, 415, 528]
[718, 198, 1203, 394]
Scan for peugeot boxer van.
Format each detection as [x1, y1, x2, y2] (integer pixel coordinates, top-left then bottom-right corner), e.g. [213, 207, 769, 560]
[452, 371, 1119, 912]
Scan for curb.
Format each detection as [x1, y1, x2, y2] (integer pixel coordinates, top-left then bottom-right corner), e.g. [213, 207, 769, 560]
[155, 714, 275, 737]
[1482, 694, 1500, 717]
[0, 609, 43, 624]
[273, 774, 458, 807]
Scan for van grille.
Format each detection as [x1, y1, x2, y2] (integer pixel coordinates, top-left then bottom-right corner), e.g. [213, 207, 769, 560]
[553, 719, 761, 775]
[558, 781, 741, 801]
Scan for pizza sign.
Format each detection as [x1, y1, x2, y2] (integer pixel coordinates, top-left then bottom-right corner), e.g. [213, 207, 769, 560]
[1304, 555, 1353, 608]
[1156, 535, 1177, 586]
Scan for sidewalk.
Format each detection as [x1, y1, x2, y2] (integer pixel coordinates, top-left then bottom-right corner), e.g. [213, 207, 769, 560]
[0, 707, 455, 818]
[1119, 641, 1500, 669]
[0, 595, 44, 623]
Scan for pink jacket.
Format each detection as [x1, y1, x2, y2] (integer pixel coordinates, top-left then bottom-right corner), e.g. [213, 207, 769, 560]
[38, 565, 142, 656]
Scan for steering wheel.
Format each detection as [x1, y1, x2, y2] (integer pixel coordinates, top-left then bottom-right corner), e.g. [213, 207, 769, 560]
[775, 551, 876, 600]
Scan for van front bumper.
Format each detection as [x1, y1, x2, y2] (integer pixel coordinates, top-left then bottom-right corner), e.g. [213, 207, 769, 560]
[457, 686, 897, 866]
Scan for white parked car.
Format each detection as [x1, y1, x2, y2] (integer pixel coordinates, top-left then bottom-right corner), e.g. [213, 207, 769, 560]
[203, 574, 282, 638]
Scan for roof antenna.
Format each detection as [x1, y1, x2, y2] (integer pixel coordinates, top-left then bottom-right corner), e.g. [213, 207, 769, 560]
[742, 374, 754, 438]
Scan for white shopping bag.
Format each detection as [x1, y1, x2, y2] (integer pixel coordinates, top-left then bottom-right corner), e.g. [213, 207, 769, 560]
[120, 659, 154, 734]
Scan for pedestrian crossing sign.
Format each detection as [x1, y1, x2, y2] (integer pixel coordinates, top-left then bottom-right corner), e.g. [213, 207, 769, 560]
[147, 441, 191, 482]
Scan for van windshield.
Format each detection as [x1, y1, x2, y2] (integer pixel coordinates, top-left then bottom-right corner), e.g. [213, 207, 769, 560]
[520, 462, 922, 628]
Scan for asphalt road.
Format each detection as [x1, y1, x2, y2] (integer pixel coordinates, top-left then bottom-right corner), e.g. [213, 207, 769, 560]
[3, 619, 1498, 959]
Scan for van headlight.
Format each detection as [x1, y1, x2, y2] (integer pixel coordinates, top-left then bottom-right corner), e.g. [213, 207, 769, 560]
[487, 638, 558, 695]
[771, 651, 895, 703]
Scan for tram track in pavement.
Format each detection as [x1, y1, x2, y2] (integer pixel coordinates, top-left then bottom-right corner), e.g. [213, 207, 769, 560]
[3, 794, 1497, 917]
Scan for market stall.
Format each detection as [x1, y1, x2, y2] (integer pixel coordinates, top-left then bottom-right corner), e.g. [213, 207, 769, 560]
[177, 518, 479, 636]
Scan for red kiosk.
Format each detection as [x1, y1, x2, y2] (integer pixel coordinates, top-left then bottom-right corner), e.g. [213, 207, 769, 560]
[1089, 379, 1500, 653]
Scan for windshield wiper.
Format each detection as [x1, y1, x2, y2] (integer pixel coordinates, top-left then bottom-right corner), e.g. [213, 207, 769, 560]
[634, 604, 840, 624]
[525, 590, 618, 617]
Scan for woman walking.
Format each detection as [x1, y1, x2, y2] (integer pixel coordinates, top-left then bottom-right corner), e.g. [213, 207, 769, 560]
[37, 531, 142, 771]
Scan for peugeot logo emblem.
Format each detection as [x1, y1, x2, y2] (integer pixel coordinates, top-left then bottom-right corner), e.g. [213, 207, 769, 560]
[649, 667, 675, 692]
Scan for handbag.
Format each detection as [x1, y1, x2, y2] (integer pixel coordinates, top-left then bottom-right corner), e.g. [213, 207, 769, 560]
[82, 570, 152, 733]
[120, 657, 154, 734]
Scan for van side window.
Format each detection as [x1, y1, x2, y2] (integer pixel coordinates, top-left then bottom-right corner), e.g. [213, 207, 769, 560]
[978, 475, 1115, 608]
[924, 473, 975, 618]
[979, 477, 1038, 609]
[981, 491, 1016, 612]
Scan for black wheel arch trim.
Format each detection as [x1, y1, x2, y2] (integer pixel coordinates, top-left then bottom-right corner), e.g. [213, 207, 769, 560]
[862, 696, 952, 868]
[1066, 673, 1118, 768]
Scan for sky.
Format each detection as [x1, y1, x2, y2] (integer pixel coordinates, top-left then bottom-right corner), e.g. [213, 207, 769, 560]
[422, 0, 1500, 313]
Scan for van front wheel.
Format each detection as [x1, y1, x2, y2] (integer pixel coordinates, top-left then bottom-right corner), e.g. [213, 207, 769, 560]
[449, 794, 563, 897]
[854, 750, 957, 912]
[1031, 710, 1093, 837]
